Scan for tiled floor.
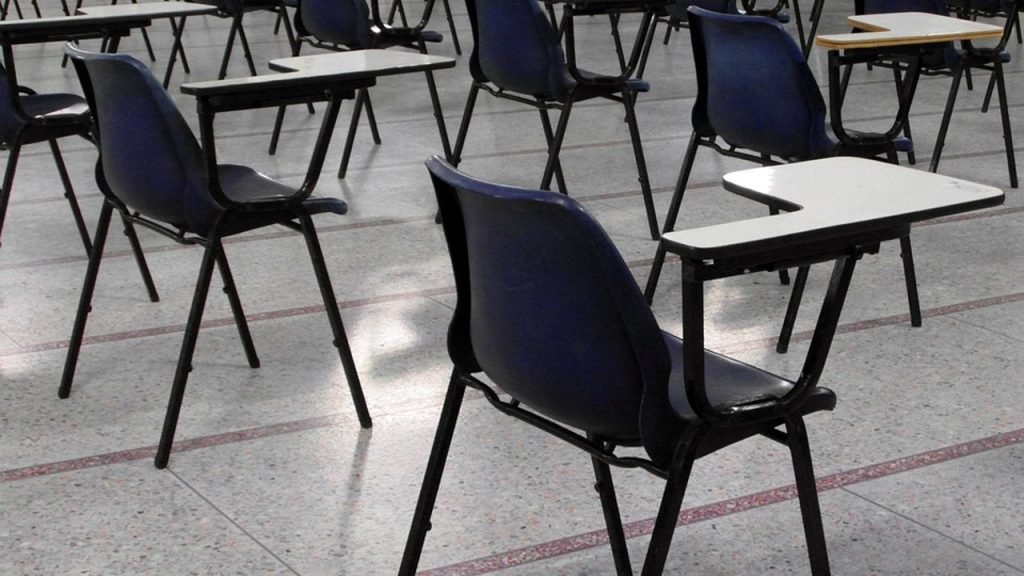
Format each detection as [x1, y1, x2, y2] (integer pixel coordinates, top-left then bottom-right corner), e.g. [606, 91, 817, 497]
[1, 2, 1022, 575]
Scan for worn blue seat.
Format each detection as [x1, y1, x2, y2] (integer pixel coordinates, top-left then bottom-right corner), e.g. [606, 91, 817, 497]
[645, 7, 919, 353]
[268, 0, 449, 180]
[451, 0, 660, 239]
[399, 156, 836, 575]
[60, 45, 371, 469]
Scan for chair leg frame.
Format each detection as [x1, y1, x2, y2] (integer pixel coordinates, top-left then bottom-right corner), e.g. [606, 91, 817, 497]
[537, 103, 569, 195]
[48, 138, 93, 254]
[398, 369, 467, 576]
[620, 87, 659, 240]
[644, 131, 700, 302]
[59, 201, 114, 400]
[638, 429, 704, 576]
[786, 415, 832, 575]
[450, 83, 480, 167]
[295, 210, 372, 428]
[214, 246, 260, 368]
[590, 438, 633, 576]
[155, 234, 223, 468]
[0, 138, 22, 248]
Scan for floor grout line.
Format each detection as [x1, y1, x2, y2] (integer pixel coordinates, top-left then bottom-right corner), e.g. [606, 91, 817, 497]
[839, 486, 1024, 574]
[170, 470, 306, 576]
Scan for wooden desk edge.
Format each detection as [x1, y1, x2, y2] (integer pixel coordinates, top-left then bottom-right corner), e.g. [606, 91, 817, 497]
[815, 28, 1002, 49]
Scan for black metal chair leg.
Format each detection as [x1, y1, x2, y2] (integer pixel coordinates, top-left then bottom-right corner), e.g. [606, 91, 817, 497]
[769, 206, 790, 285]
[59, 202, 114, 399]
[981, 69, 995, 113]
[363, 91, 382, 145]
[296, 211, 372, 428]
[537, 105, 569, 195]
[621, 88, 659, 240]
[777, 265, 810, 354]
[269, 104, 288, 155]
[992, 61, 1018, 188]
[0, 140, 21, 247]
[540, 98, 573, 192]
[638, 434, 703, 576]
[235, 17, 258, 77]
[792, 0, 807, 57]
[49, 139, 93, 254]
[590, 441, 633, 576]
[155, 236, 222, 469]
[450, 83, 479, 167]
[609, 14, 627, 72]
[398, 370, 466, 576]
[785, 415, 832, 576]
[636, 11, 660, 80]
[892, 67, 916, 165]
[439, 0, 462, 54]
[338, 88, 370, 179]
[214, 248, 260, 368]
[422, 67, 453, 163]
[119, 214, 160, 303]
[163, 16, 190, 88]
[217, 13, 241, 79]
[928, 63, 964, 175]
[899, 235, 922, 327]
[644, 132, 699, 303]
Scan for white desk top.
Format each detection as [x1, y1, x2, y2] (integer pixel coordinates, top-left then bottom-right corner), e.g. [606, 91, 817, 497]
[662, 158, 1004, 259]
[815, 12, 1003, 50]
[181, 50, 456, 96]
[74, 2, 218, 19]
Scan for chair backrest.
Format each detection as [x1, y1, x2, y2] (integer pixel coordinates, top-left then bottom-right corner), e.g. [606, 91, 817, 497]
[0, 63, 24, 140]
[688, 7, 835, 159]
[65, 45, 216, 232]
[427, 156, 671, 441]
[298, 0, 372, 48]
[464, 0, 573, 100]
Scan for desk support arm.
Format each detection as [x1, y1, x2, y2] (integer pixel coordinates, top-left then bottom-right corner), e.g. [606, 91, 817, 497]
[195, 88, 349, 212]
[828, 48, 923, 148]
[680, 249, 861, 428]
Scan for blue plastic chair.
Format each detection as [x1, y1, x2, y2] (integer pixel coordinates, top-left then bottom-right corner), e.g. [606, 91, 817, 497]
[451, 0, 660, 239]
[399, 156, 837, 575]
[60, 45, 371, 469]
[645, 7, 920, 353]
[268, 0, 450, 180]
[0, 61, 158, 300]
[0, 63, 94, 253]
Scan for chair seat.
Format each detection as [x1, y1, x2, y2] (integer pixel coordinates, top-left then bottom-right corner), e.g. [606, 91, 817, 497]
[569, 71, 650, 102]
[373, 27, 443, 46]
[213, 164, 348, 235]
[663, 331, 837, 457]
[10, 93, 90, 144]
